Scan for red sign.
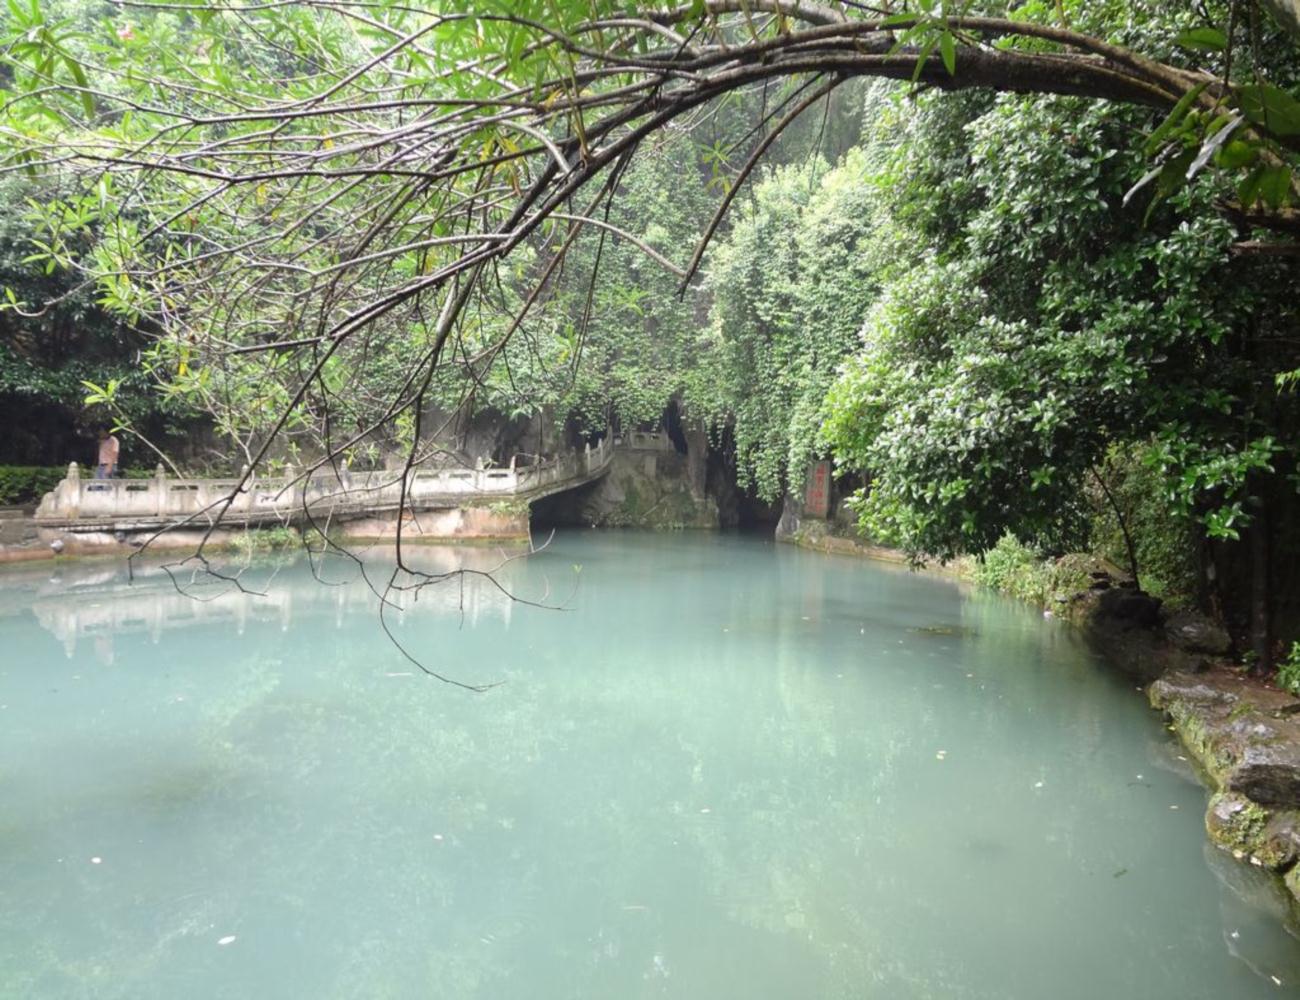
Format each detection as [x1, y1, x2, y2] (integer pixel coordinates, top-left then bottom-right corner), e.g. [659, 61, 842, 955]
[804, 461, 830, 519]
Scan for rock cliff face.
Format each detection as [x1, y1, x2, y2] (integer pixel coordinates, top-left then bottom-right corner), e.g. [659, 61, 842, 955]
[775, 494, 909, 562]
[534, 445, 717, 529]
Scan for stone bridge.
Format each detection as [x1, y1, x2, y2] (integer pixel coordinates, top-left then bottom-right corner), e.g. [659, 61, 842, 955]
[34, 433, 622, 541]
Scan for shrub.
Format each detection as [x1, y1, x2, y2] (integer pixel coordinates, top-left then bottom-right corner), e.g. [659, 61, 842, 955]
[229, 526, 300, 554]
[1278, 643, 1300, 697]
[972, 533, 1056, 605]
[0, 466, 66, 506]
[1088, 444, 1198, 606]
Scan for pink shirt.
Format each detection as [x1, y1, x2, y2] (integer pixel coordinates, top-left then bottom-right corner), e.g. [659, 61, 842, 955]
[98, 435, 120, 466]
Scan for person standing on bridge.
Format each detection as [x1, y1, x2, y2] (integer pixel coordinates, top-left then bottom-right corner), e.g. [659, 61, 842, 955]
[95, 427, 120, 479]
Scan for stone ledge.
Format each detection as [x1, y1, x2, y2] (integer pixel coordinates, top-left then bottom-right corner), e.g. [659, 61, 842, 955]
[1152, 670, 1300, 910]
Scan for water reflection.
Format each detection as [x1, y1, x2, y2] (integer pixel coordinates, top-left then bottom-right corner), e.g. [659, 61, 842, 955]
[6, 545, 534, 664]
[2, 532, 1299, 999]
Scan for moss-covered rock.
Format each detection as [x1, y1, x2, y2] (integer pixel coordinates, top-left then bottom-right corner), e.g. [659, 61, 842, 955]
[572, 450, 716, 529]
[1258, 813, 1300, 871]
[1151, 671, 1300, 807]
[1206, 792, 1270, 857]
[1152, 670, 1300, 911]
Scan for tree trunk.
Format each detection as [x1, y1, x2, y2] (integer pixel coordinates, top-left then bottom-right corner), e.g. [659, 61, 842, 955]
[1091, 466, 1141, 592]
[1249, 496, 1273, 673]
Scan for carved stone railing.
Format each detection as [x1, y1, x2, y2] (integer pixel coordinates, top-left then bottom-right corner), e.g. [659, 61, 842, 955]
[35, 433, 615, 526]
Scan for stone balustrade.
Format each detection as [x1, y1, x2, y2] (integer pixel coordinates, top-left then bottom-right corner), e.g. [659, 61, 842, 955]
[35, 433, 615, 526]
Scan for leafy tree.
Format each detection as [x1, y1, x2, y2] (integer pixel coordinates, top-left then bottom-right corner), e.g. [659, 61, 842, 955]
[699, 146, 881, 499]
[5, 0, 1300, 492]
[2, 0, 1300, 674]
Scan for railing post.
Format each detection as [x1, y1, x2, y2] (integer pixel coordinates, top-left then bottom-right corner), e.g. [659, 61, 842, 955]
[155, 463, 167, 515]
[282, 463, 296, 513]
[65, 461, 81, 518]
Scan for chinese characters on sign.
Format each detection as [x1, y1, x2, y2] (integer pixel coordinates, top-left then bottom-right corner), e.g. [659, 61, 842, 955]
[804, 460, 830, 519]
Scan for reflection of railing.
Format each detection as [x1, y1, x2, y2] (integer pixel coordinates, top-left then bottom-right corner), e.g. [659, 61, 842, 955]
[25, 547, 518, 662]
[36, 433, 615, 526]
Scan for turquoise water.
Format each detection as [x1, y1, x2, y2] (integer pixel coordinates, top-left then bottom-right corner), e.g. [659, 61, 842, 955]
[2, 531, 1298, 999]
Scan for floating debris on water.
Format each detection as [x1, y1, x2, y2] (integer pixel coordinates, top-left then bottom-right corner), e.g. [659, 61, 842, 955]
[908, 625, 978, 638]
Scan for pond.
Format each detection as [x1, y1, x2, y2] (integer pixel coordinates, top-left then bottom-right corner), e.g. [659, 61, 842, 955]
[2, 530, 1298, 999]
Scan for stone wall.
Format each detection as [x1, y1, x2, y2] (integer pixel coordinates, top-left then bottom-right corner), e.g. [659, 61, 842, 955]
[537, 446, 717, 529]
[339, 505, 529, 542]
[775, 492, 899, 558]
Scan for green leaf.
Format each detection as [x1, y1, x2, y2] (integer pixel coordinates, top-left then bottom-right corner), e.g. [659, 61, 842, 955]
[61, 54, 92, 118]
[1123, 164, 1162, 208]
[911, 38, 937, 83]
[1144, 83, 1209, 156]
[1238, 163, 1267, 207]
[1259, 164, 1292, 210]
[1174, 26, 1228, 52]
[1235, 83, 1300, 137]
[1135, 151, 1194, 224]
[939, 32, 956, 76]
[1186, 115, 1242, 179]
[1215, 138, 1258, 171]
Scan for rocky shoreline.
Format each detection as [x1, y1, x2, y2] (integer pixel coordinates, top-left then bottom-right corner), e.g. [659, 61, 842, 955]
[1152, 672, 1300, 908]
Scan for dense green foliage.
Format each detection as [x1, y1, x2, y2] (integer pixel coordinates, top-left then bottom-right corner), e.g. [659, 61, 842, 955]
[1280, 643, 1300, 695]
[969, 534, 1060, 606]
[0, 465, 64, 506]
[0, 173, 205, 466]
[1088, 445, 1199, 604]
[820, 83, 1298, 562]
[698, 147, 880, 499]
